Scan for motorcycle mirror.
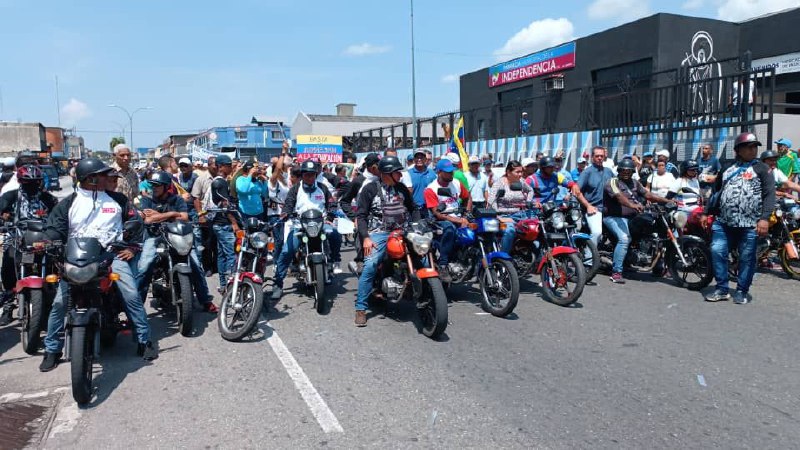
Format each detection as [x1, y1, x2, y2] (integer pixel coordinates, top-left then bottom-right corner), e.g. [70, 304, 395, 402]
[122, 218, 143, 242]
[509, 181, 524, 192]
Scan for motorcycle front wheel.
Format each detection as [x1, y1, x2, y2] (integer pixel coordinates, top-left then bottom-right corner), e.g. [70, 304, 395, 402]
[479, 259, 520, 317]
[778, 243, 800, 280]
[313, 263, 328, 314]
[218, 278, 263, 342]
[70, 326, 94, 405]
[540, 253, 585, 307]
[668, 240, 713, 290]
[174, 272, 194, 337]
[574, 238, 600, 283]
[419, 277, 448, 339]
[20, 289, 43, 355]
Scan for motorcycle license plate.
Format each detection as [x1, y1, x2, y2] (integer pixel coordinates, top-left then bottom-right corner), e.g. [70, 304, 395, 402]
[21, 253, 34, 264]
[547, 233, 567, 241]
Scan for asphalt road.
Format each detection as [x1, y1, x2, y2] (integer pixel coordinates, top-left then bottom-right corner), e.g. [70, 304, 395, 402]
[1, 198, 799, 448]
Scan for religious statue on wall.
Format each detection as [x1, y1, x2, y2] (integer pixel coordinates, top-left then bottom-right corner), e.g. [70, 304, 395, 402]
[681, 31, 723, 118]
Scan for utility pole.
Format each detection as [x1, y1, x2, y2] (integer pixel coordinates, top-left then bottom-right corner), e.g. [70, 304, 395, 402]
[410, 0, 417, 152]
[55, 76, 62, 127]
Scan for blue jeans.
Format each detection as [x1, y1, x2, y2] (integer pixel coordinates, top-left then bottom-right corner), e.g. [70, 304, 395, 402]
[710, 221, 758, 293]
[212, 223, 237, 287]
[356, 232, 389, 311]
[500, 211, 530, 254]
[189, 210, 204, 264]
[435, 221, 457, 266]
[45, 257, 150, 353]
[274, 224, 342, 288]
[603, 216, 631, 274]
[267, 216, 285, 261]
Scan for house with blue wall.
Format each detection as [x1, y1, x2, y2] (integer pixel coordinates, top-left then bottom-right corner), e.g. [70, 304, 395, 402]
[186, 116, 291, 162]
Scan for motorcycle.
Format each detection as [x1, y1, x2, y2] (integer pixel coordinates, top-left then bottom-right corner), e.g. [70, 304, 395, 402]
[216, 214, 266, 341]
[373, 219, 449, 339]
[147, 221, 195, 337]
[289, 206, 337, 315]
[445, 208, 520, 317]
[599, 203, 713, 290]
[555, 200, 600, 283]
[14, 220, 60, 354]
[61, 235, 137, 405]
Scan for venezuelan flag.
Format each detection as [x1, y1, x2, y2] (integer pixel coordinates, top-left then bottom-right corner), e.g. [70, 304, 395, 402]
[449, 116, 469, 170]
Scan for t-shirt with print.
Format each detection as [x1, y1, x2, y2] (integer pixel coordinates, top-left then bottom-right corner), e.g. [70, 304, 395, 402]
[424, 179, 469, 214]
[488, 177, 533, 215]
[717, 161, 775, 228]
[604, 178, 647, 218]
[355, 181, 415, 240]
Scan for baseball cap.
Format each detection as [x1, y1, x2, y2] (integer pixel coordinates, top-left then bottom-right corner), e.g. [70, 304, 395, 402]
[468, 156, 480, 164]
[444, 153, 460, 164]
[362, 152, 380, 169]
[643, 151, 654, 157]
[623, 153, 633, 160]
[656, 149, 670, 159]
[406, 154, 415, 162]
[776, 138, 793, 148]
[216, 155, 233, 165]
[413, 149, 426, 158]
[521, 157, 537, 167]
[577, 157, 587, 164]
[178, 157, 192, 166]
[435, 159, 456, 173]
[482, 159, 493, 166]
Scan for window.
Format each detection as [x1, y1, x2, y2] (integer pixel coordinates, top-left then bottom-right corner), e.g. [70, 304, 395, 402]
[271, 130, 284, 140]
[235, 130, 247, 141]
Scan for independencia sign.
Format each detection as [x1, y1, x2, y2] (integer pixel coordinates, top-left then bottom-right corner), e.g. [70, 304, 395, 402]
[489, 42, 576, 88]
[296, 135, 343, 163]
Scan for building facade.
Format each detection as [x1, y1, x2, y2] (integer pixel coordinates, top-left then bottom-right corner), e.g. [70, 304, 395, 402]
[186, 117, 290, 162]
[0, 122, 46, 158]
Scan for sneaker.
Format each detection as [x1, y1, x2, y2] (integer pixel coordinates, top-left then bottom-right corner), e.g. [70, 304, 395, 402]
[609, 273, 625, 284]
[439, 267, 453, 284]
[732, 290, 749, 304]
[355, 310, 367, 327]
[271, 286, 283, 301]
[202, 302, 219, 314]
[704, 289, 730, 302]
[332, 262, 342, 275]
[39, 352, 62, 372]
[137, 341, 159, 360]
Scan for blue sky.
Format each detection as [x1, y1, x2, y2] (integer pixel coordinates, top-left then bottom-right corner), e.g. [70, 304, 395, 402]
[0, 0, 795, 151]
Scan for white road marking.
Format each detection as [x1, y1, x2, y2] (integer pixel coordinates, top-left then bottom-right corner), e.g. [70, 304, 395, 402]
[266, 325, 344, 434]
[475, 312, 491, 315]
[0, 392, 23, 403]
[22, 391, 50, 399]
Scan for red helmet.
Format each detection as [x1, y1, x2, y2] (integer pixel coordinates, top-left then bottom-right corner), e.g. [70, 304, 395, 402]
[734, 132, 762, 149]
[17, 164, 43, 183]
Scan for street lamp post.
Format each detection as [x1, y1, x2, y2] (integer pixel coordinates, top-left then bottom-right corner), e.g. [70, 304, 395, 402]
[107, 104, 153, 151]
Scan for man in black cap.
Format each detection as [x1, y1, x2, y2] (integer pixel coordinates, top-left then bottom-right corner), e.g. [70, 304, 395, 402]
[204, 154, 240, 292]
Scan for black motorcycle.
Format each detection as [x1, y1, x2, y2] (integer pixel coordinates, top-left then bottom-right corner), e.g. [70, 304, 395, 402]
[599, 204, 713, 290]
[147, 221, 195, 336]
[290, 208, 335, 314]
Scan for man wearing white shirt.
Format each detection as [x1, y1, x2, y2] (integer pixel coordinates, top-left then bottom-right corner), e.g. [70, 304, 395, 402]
[464, 156, 489, 209]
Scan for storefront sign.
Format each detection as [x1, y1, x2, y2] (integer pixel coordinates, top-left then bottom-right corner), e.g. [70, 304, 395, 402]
[296, 135, 343, 163]
[489, 42, 576, 88]
[752, 51, 800, 75]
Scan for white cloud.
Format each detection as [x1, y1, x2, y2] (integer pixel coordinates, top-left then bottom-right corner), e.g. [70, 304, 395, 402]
[441, 74, 459, 84]
[493, 18, 575, 61]
[587, 0, 651, 21]
[682, 0, 705, 9]
[343, 43, 391, 56]
[716, 0, 800, 21]
[60, 98, 91, 127]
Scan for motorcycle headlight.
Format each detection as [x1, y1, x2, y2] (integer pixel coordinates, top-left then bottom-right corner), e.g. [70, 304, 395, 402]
[672, 210, 689, 229]
[775, 209, 783, 218]
[63, 262, 98, 284]
[408, 232, 433, 255]
[167, 233, 194, 256]
[482, 219, 500, 233]
[303, 220, 322, 238]
[569, 208, 582, 223]
[250, 232, 268, 249]
[551, 212, 566, 230]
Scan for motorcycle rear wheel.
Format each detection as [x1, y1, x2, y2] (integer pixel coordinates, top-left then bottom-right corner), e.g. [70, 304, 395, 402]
[175, 272, 194, 337]
[778, 247, 800, 280]
[540, 253, 585, 307]
[21, 289, 43, 355]
[479, 259, 519, 317]
[313, 263, 328, 314]
[70, 326, 94, 405]
[419, 277, 448, 339]
[218, 278, 263, 342]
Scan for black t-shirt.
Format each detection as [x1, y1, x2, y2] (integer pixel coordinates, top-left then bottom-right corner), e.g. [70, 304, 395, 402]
[138, 194, 188, 237]
[604, 177, 647, 218]
[210, 177, 233, 225]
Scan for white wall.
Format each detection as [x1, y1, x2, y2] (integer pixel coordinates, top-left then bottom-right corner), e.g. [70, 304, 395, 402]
[772, 114, 800, 148]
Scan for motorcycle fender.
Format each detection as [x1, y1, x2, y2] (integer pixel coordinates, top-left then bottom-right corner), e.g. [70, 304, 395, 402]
[238, 272, 263, 285]
[68, 309, 95, 327]
[14, 276, 44, 293]
[309, 252, 325, 264]
[677, 234, 706, 247]
[571, 232, 592, 241]
[486, 251, 512, 263]
[551, 246, 578, 257]
[416, 268, 439, 279]
[172, 263, 192, 275]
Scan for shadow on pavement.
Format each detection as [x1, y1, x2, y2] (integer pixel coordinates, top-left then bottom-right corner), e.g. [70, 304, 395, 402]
[0, 323, 21, 359]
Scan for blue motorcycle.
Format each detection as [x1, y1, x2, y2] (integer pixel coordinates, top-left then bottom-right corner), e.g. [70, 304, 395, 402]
[549, 200, 600, 283]
[445, 208, 520, 317]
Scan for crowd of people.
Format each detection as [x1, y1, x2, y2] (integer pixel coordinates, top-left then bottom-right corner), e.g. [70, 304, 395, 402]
[0, 131, 792, 367]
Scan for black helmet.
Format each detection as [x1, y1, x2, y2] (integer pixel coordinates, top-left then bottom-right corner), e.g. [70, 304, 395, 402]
[75, 158, 112, 182]
[378, 156, 403, 174]
[299, 160, 320, 174]
[618, 158, 636, 171]
[148, 171, 173, 186]
[734, 132, 762, 149]
[760, 150, 779, 161]
[539, 156, 556, 169]
[680, 159, 699, 175]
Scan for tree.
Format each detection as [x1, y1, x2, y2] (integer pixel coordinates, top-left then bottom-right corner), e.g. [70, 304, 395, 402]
[109, 136, 126, 151]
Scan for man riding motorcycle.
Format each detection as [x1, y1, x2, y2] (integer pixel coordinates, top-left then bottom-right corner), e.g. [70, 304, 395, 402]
[423, 159, 471, 283]
[40, 158, 157, 372]
[354, 156, 417, 327]
[136, 171, 217, 313]
[0, 165, 58, 325]
[603, 158, 671, 284]
[271, 160, 343, 300]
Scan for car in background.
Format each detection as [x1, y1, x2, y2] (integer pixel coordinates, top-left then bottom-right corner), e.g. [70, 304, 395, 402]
[39, 165, 61, 191]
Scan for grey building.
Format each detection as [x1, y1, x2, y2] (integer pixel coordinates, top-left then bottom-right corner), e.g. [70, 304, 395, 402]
[65, 135, 85, 159]
[0, 122, 46, 157]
